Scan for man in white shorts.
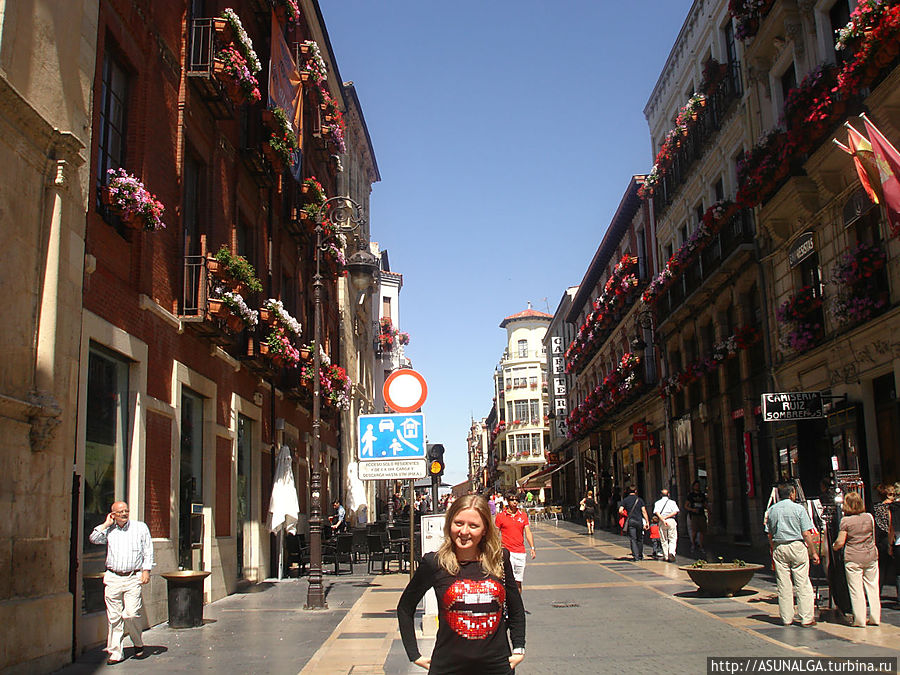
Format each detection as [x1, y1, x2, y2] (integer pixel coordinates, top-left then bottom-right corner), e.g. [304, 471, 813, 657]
[494, 493, 536, 590]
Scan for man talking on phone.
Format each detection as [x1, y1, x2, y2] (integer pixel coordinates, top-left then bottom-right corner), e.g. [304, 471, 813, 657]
[89, 501, 153, 664]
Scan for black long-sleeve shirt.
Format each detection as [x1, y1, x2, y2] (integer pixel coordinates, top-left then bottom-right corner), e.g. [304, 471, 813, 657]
[397, 550, 525, 673]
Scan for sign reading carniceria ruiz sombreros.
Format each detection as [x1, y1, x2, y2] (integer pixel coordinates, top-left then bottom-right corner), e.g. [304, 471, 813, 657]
[761, 392, 825, 421]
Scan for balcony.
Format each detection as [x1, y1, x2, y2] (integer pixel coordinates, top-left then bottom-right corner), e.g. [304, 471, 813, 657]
[239, 108, 280, 188]
[657, 209, 756, 323]
[652, 62, 742, 219]
[186, 19, 235, 120]
[181, 254, 245, 346]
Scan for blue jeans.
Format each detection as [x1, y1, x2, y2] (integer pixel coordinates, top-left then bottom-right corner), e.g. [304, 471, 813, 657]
[628, 523, 644, 560]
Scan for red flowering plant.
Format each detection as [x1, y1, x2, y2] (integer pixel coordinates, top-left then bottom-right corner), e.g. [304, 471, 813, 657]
[641, 200, 739, 305]
[729, 0, 776, 41]
[781, 64, 838, 132]
[267, 106, 299, 167]
[701, 57, 728, 94]
[735, 129, 789, 207]
[274, 0, 300, 23]
[828, 241, 888, 326]
[316, 87, 347, 153]
[302, 176, 326, 205]
[565, 255, 639, 373]
[566, 353, 643, 439]
[659, 325, 760, 398]
[265, 325, 301, 367]
[776, 286, 824, 353]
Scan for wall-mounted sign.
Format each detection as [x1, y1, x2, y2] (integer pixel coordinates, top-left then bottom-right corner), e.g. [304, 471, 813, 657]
[551, 336, 563, 354]
[761, 392, 824, 421]
[632, 421, 648, 442]
[788, 232, 815, 268]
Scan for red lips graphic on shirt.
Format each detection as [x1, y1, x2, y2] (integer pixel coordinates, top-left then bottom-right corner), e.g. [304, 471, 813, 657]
[442, 577, 505, 639]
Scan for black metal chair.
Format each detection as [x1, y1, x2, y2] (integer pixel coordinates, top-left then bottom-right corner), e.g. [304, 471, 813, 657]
[367, 534, 401, 574]
[285, 533, 309, 576]
[351, 527, 368, 563]
[323, 533, 354, 575]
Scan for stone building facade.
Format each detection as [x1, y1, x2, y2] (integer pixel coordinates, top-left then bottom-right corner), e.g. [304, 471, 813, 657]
[0, 2, 98, 671]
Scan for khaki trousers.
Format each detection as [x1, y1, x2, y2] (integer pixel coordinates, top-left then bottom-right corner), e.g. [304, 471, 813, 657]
[772, 541, 815, 625]
[845, 560, 881, 626]
[660, 519, 678, 559]
[103, 570, 145, 660]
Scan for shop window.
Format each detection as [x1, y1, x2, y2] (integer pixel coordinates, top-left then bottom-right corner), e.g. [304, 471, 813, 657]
[236, 414, 252, 579]
[179, 386, 204, 570]
[82, 344, 131, 614]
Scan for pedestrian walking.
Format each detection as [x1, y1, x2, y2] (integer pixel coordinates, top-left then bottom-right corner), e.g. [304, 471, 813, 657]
[764, 482, 820, 626]
[88, 501, 153, 665]
[580, 490, 597, 535]
[649, 516, 662, 559]
[872, 483, 894, 596]
[832, 491, 881, 627]
[653, 487, 680, 562]
[495, 493, 536, 591]
[397, 495, 526, 674]
[888, 482, 900, 605]
[618, 486, 650, 561]
[684, 480, 708, 555]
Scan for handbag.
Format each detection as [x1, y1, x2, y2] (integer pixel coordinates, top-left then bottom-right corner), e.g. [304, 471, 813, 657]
[580, 501, 586, 512]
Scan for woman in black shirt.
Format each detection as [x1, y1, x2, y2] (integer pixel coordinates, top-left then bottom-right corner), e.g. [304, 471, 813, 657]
[397, 494, 526, 674]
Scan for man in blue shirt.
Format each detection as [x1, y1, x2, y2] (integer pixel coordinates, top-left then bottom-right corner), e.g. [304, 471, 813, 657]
[764, 483, 820, 626]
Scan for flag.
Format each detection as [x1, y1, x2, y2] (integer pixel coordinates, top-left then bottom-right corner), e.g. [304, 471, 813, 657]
[268, 14, 304, 180]
[845, 123, 880, 205]
[861, 114, 900, 236]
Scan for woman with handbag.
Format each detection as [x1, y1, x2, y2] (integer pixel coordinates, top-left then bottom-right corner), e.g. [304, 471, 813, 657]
[397, 494, 526, 674]
[833, 491, 881, 627]
[580, 490, 597, 535]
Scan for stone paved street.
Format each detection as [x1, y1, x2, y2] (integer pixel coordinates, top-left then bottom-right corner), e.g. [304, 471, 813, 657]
[56, 521, 900, 674]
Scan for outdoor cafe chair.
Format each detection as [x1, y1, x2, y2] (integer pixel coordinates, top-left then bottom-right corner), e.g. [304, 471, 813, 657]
[351, 527, 368, 563]
[323, 533, 354, 575]
[367, 534, 402, 574]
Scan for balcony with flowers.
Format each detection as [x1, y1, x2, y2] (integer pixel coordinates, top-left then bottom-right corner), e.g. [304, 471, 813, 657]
[736, 3, 900, 212]
[261, 106, 299, 176]
[641, 201, 755, 319]
[102, 168, 166, 233]
[658, 325, 760, 399]
[640, 57, 742, 217]
[299, 361, 352, 410]
[564, 255, 640, 374]
[183, 244, 262, 346]
[376, 317, 410, 355]
[827, 241, 890, 330]
[728, 0, 776, 42]
[566, 353, 644, 440]
[776, 286, 825, 355]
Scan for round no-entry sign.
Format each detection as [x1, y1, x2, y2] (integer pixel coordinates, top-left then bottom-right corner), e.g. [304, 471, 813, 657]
[383, 369, 428, 413]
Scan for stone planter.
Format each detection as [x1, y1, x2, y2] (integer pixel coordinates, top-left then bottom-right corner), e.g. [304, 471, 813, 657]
[681, 563, 764, 597]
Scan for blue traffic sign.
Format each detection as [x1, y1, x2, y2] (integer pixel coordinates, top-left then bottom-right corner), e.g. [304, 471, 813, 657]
[357, 413, 426, 460]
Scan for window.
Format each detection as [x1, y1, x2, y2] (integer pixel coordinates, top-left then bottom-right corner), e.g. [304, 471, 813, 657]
[780, 64, 797, 119]
[236, 215, 255, 271]
[529, 399, 540, 423]
[531, 433, 542, 456]
[680, 224, 689, 245]
[830, 1, 852, 66]
[637, 229, 647, 279]
[179, 387, 204, 570]
[96, 50, 129, 201]
[695, 203, 705, 224]
[236, 414, 252, 579]
[82, 344, 130, 613]
[281, 272, 295, 317]
[382, 296, 391, 319]
[514, 400, 529, 422]
[664, 242, 673, 262]
[714, 178, 725, 202]
[798, 252, 822, 297]
[517, 339, 528, 358]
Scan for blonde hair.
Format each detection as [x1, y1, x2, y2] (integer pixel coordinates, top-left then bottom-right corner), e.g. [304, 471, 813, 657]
[843, 491, 864, 515]
[435, 494, 504, 579]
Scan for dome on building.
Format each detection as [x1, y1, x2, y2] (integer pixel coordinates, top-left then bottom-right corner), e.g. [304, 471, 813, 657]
[499, 302, 552, 328]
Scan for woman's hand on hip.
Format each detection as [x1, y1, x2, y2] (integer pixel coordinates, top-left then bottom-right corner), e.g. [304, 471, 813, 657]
[509, 653, 525, 668]
[413, 656, 431, 670]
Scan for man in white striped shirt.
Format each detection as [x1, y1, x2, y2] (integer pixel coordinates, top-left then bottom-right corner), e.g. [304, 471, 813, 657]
[89, 501, 153, 664]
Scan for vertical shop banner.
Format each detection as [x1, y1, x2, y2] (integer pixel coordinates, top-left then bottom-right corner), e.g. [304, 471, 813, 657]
[269, 14, 303, 180]
[743, 432, 755, 497]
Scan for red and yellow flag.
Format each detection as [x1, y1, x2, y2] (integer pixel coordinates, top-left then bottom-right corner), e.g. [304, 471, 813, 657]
[862, 114, 900, 236]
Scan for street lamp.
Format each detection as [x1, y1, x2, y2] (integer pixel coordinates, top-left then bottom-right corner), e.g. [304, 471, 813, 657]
[306, 196, 378, 610]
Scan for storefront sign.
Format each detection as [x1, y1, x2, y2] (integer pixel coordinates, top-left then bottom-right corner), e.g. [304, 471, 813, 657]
[788, 232, 815, 268]
[761, 392, 824, 421]
[743, 432, 755, 497]
[632, 421, 648, 442]
[731, 408, 744, 420]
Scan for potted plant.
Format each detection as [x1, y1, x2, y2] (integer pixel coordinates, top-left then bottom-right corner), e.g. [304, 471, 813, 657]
[680, 558, 765, 597]
[211, 246, 263, 293]
[103, 168, 166, 231]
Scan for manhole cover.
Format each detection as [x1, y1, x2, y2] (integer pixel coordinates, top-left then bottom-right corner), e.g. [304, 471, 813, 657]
[551, 601, 580, 608]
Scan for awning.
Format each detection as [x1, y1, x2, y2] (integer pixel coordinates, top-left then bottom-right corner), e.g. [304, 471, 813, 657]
[517, 458, 575, 487]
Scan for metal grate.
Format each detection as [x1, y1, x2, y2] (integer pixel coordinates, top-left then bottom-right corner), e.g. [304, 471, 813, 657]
[551, 601, 580, 608]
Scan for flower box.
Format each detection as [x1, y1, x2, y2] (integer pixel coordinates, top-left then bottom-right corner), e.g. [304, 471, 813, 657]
[262, 142, 284, 174]
[212, 17, 234, 45]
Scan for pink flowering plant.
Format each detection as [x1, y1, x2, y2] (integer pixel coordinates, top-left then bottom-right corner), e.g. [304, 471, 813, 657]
[828, 241, 888, 326]
[300, 40, 328, 84]
[216, 45, 261, 103]
[265, 325, 301, 367]
[221, 8, 261, 73]
[105, 168, 165, 231]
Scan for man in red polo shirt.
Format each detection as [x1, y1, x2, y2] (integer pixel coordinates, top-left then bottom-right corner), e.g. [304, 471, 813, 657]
[495, 492, 536, 590]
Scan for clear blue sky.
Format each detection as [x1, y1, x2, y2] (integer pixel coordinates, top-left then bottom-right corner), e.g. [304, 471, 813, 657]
[319, 1, 695, 486]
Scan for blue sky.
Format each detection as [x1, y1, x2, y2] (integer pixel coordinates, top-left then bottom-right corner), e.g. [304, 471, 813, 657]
[319, 1, 696, 485]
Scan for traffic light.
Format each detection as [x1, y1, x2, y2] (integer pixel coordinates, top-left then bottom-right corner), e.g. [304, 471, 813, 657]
[427, 443, 445, 476]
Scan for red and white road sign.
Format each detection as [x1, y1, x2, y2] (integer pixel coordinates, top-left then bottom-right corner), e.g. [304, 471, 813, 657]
[383, 369, 428, 413]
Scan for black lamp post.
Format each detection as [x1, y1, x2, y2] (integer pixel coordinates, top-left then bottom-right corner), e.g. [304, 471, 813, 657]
[305, 196, 378, 610]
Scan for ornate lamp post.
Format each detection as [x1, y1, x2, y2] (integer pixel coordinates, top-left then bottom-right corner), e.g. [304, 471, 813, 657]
[306, 196, 378, 610]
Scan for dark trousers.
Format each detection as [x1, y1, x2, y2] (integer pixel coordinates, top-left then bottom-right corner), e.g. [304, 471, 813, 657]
[627, 522, 644, 560]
